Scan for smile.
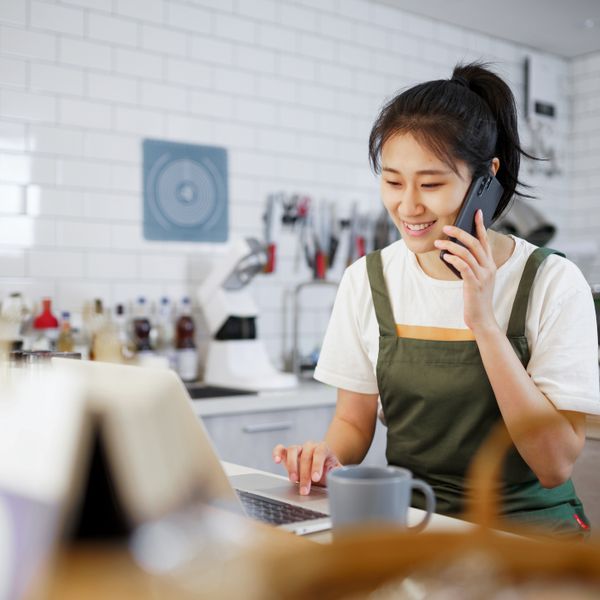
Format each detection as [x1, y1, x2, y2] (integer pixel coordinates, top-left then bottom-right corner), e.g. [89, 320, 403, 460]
[402, 220, 436, 236]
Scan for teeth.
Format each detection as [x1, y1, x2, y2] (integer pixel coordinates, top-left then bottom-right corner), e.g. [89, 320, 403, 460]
[405, 222, 434, 231]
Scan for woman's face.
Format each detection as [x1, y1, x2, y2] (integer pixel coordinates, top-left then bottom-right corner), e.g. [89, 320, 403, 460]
[380, 132, 472, 255]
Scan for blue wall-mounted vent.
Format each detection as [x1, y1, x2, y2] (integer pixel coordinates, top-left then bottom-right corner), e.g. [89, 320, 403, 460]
[143, 139, 228, 242]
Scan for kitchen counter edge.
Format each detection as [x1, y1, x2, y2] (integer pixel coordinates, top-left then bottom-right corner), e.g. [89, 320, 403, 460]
[191, 380, 337, 417]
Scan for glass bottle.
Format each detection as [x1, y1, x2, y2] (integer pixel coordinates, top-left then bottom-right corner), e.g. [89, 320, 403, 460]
[1, 291, 31, 346]
[56, 311, 75, 353]
[32, 298, 59, 350]
[113, 303, 134, 360]
[156, 296, 176, 369]
[113, 303, 127, 342]
[175, 297, 197, 382]
[132, 297, 153, 354]
[88, 298, 106, 361]
[92, 310, 123, 364]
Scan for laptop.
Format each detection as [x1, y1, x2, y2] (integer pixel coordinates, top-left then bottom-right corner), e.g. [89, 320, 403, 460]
[51, 358, 331, 536]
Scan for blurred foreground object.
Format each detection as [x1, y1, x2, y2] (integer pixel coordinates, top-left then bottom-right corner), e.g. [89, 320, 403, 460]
[0, 362, 84, 599]
[11, 358, 306, 599]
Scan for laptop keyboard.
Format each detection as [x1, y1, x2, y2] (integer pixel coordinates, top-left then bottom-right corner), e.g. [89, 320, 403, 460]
[236, 489, 327, 526]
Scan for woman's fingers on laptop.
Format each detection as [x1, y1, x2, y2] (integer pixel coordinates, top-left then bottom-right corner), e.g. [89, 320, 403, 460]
[272, 444, 286, 464]
[285, 444, 302, 483]
[273, 443, 299, 481]
[311, 443, 334, 484]
[273, 441, 340, 493]
[300, 442, 342, 495]
[298, 441, 320, 495]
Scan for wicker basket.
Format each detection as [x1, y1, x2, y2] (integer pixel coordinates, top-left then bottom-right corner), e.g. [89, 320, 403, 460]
[256, 419, 600, 600]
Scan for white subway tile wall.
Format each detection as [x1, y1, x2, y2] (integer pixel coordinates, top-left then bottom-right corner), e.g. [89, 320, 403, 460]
[570, 52, 600, 284]
[0, 0, 594, 368]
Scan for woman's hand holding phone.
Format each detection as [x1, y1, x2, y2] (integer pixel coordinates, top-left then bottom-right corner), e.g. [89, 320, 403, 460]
[434, 210, 500, 334]
[439, 175, 504, 279]
[272, 441, 342, 495]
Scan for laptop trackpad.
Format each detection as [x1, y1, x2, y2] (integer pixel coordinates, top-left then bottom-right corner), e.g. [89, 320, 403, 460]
[230, 473, 328, 505]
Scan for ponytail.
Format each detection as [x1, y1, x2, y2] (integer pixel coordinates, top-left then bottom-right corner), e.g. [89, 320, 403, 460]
[452, 63, 537, 213]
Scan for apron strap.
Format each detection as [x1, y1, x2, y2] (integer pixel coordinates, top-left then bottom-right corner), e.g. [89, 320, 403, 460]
[506, 247, 565, 338]
[366, 250, 397, 338]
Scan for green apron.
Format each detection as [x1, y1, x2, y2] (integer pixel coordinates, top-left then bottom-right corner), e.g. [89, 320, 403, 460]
[366, 247, 590, 538]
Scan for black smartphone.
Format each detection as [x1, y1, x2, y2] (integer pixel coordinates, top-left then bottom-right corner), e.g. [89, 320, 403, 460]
[440, 174, 504, 279]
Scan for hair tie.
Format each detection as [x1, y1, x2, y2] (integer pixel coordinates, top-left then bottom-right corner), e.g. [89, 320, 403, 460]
[451, 76, 470, 89]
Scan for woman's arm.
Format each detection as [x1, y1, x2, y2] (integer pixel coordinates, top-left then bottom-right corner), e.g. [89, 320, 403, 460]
[436, 211, 586, 487]
[325, 388, 379, 464]
[273, 388, 379, 495]
[474, 325, 585, 488]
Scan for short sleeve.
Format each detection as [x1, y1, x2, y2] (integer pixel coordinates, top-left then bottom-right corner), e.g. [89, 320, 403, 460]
[527, 266, 600, 415]
[313, 267, 379, 394]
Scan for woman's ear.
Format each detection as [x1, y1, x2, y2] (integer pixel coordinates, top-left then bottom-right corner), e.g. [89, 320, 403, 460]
[491, 157, 500, 176]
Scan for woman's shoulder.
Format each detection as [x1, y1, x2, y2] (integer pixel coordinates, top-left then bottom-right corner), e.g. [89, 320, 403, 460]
[510, 236, 591, 298]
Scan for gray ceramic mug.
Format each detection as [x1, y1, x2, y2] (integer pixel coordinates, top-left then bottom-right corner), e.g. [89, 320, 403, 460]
[327, 465, 436, 533]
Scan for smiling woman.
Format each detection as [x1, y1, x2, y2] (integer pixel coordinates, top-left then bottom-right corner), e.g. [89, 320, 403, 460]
[273, 62, 600, 539]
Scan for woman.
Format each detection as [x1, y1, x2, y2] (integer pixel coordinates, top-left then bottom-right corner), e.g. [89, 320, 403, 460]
[273, 63, 599, 536]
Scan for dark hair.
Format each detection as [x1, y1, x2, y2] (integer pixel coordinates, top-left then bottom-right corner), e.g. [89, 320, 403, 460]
[368, 62, 536, 220]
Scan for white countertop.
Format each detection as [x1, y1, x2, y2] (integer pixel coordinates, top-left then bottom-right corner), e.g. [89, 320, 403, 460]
[191, 380, 336, 417]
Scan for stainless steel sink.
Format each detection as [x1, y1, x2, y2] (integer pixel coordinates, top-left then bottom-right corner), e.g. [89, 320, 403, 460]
[185, 383, 257, 399]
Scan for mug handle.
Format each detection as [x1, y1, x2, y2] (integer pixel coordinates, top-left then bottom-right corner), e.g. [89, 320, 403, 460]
[407, 479, 436, 533]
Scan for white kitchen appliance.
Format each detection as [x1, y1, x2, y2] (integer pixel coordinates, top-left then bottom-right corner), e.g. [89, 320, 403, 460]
[197, 237, 297, 391]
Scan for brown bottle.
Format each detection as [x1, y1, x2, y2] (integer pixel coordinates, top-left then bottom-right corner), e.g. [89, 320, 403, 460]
[175, 297, 197, 381]
[175, 297, 195, 350]
[132, 297, 152, 353]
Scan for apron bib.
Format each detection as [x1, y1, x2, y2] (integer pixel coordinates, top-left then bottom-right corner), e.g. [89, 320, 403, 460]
[366, 247, 590, 538]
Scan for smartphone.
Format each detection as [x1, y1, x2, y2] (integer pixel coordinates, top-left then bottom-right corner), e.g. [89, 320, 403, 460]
[440, 174, 504, 279]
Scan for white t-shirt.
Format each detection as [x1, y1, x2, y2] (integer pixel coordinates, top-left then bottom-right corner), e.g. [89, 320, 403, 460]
[314, 236, 600, 415]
